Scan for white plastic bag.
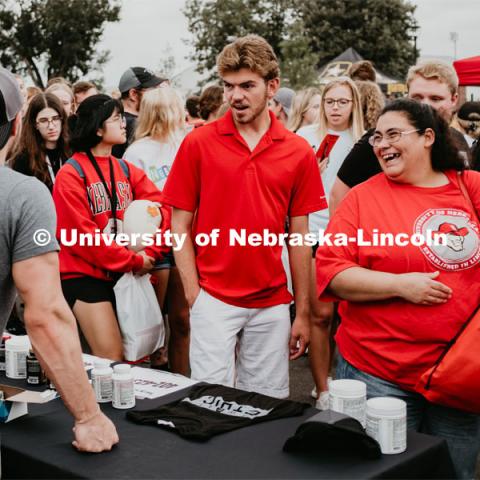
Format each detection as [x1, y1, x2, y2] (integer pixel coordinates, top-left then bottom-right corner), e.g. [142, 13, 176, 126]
[114, 272, 164, 361]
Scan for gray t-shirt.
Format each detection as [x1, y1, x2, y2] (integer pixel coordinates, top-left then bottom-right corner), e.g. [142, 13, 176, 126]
[0, 167, 59, 331]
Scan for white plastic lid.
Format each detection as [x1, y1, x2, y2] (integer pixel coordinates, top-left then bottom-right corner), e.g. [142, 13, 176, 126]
[5, 335, 31, 348]
[329, 379, 367, 397]
[113, 363, 131, 374]
[94, 359, 111, 369]
[367, 397, 406, 417]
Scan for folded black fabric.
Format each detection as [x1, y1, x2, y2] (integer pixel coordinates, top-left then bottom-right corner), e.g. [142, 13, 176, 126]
[127, 384, 309, 441]
[283, 410, 382, 459]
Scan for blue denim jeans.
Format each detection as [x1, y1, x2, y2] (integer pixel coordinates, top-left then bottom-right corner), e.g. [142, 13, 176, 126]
[336, 354, 480, 479]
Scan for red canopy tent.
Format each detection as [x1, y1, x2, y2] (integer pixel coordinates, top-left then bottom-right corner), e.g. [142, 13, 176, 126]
[453, 56, 480, 86]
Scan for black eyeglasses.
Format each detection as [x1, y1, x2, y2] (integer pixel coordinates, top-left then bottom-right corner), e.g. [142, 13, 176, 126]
[323, 98, 353, 108]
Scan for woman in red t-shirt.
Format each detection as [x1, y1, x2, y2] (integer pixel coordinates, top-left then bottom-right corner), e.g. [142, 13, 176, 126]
[53, 94, 170, 361]
[316, 99, 480, 479]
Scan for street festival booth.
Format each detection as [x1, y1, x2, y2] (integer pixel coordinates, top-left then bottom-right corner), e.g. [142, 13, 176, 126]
[453, 55, 480, 86]
[318, 47, 406, 95]
[1, 350, 455, 479]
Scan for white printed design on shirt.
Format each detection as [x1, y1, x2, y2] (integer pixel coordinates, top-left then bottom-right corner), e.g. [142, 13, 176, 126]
[415, 208, 480, 271]
[182, 395, 273, 419]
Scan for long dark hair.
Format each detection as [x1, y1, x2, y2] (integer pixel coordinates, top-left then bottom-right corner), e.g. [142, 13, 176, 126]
[70, 94, 123, 152]
[10, 93, 70, 188]
[379, 98, 464, 171]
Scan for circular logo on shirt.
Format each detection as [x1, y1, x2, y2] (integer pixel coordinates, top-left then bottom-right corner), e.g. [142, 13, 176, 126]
[415, 209, 480, 271]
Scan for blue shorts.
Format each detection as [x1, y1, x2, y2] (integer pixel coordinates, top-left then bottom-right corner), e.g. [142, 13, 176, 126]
[153, 249, 175, 270]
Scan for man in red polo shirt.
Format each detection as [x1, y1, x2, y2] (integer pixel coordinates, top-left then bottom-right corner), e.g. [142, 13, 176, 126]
[162, 35, 325, 398]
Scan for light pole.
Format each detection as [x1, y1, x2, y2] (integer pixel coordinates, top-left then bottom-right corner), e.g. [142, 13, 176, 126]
[410, 20, 419, 64]
[450, 32, 458, 60]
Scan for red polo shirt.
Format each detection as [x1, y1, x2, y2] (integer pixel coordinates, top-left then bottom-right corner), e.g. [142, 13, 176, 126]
[162, 110, 326, 307]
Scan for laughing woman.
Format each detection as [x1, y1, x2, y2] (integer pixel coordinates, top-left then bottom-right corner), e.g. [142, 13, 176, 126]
[10, 93, 70, 191]
[316, 99, 480, 479]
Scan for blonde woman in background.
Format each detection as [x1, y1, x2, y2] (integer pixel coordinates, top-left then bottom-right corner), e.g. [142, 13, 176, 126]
[296, 77, 364, 409]
[124, 87, 190, 375]
[288, 87, 322, 133]
[46, 82, 75, 116]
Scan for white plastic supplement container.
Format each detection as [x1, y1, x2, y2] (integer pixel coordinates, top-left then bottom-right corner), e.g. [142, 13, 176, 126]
[329, 379, 367, 427]
[5, 336, 31, 379]
[112, 364, 135, 409]
[91, 360, 113, 403]
[366, 397, 407, 454]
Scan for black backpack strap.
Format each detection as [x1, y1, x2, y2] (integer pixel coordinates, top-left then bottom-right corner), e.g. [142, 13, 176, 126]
[65, 158, 94, 211]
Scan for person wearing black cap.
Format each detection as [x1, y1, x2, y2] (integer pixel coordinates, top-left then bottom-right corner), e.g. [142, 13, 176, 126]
[458, 102, 480, 172]
[112, 66, 167, 158]
[0, 67, 119, 452]
[455, 101, 480, 148]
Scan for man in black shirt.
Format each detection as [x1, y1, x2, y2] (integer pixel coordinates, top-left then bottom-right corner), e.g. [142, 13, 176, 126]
[112, 67, 167, 158]
[330, 61, 470, 213]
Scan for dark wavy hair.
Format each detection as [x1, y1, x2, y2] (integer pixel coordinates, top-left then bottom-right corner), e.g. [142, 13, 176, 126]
[69, 94, 123, 152]
[10, 93, 70, 189]
[379, 98, 465, 172]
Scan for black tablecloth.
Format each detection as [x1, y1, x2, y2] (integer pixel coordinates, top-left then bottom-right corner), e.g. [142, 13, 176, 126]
[1, 377, 455, 479]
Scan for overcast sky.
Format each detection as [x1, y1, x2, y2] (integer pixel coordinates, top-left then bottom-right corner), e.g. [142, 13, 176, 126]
[98, 0, 480, 87]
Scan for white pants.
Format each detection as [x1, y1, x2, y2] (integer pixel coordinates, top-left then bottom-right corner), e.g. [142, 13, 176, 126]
[189, 289, 291, 398]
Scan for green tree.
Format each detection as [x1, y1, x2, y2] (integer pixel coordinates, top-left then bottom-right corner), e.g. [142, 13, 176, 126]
[299, 0, 418, 78]
[183, 0, 296, 81]
[0, 0, 121, 87]
[279, 18, 320, 90]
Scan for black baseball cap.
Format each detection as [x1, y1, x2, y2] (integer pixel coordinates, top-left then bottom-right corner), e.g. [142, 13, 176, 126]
[458, 101, 480, 121]
[118, 67, 167, 94]
[0, 67, 24, 149]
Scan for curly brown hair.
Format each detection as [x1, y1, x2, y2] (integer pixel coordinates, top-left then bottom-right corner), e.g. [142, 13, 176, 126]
[217, 34, 280, 81]
[347, 60, 376, 82]
[355, 80, 385, 130]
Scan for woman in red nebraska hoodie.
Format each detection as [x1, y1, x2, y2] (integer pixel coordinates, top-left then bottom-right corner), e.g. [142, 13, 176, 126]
[53, 94, 171, 360]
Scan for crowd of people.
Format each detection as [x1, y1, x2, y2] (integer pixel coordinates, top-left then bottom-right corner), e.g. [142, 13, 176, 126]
[1, 33, 480, 477]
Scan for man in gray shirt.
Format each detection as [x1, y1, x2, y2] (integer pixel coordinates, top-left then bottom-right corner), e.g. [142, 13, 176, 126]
[0, 67, 118, 452]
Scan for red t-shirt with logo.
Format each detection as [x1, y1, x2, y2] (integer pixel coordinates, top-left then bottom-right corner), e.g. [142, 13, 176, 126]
[53, 152, 171, 281]
[162, 110, 326, 308]
[316, 170, 480, 391]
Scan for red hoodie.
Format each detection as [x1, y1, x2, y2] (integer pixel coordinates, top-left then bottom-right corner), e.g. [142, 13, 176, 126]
[53, 152, 171, 281]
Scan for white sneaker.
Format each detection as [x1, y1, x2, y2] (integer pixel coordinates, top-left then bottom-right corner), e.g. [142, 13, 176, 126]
[311, 386, 317, 399]
[315, 391, 330, 410]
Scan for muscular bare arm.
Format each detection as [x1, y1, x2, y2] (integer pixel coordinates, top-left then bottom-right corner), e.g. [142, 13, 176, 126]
[13, 252, 119, 452]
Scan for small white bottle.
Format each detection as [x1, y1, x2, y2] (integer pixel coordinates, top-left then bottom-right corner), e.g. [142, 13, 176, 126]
[112, 364, 135, 409]
[91, 359, 113, 403]
[5, 336, 31, 379]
